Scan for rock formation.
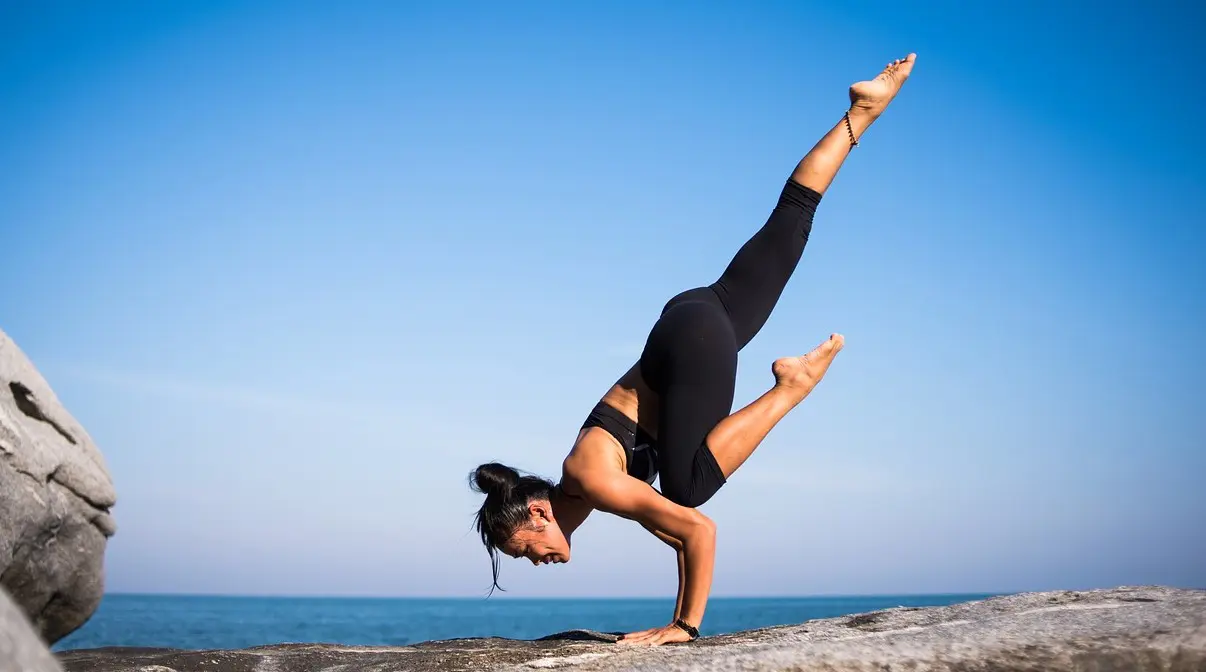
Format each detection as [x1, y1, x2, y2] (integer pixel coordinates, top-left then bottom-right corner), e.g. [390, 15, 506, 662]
[57, 586, 1206, 671]
[1, 587, 65, 672]
[1, 328, 117, 644]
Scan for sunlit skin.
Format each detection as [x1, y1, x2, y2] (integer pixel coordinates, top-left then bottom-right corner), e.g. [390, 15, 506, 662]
[496, 54, 916, 646]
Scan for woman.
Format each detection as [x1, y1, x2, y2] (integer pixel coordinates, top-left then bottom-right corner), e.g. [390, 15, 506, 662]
[469, 54, 916, 646]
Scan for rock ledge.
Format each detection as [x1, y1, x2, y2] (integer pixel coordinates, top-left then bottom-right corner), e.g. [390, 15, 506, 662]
[57, 586, 1206, 671]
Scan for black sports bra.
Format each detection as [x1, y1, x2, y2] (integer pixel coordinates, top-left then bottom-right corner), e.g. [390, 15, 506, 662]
[580, 402, 658, 485]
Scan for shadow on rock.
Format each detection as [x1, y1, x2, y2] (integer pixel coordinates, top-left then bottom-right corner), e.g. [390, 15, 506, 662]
[536, 629, 622, 643]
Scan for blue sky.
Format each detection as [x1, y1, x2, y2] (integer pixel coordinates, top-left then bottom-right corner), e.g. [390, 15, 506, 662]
[3, 0, 1203, 598]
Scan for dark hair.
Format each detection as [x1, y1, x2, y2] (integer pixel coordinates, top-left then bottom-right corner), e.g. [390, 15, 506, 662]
[469, 462, 555, 595]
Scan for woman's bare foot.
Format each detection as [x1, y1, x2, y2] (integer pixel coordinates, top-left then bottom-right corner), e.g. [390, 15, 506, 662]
[849, 53, 916, 120]
[772, 333, 845, 395]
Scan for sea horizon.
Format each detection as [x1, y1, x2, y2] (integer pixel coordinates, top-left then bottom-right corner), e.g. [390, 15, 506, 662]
[54, 592, 1002, 652]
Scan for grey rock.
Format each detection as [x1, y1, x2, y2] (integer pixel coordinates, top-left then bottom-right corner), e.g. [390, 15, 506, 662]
[1, 328, 117, 644]
[1, 586, 64, 672]
[56, 586, 1206, 671]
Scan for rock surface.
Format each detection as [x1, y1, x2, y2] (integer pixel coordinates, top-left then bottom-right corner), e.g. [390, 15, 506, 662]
[57, 586, 1206, 671]
[1, 587, 64, 672]
[1, 328, 117, 644]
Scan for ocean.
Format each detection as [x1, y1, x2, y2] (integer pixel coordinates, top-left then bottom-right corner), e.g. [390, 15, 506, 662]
[53, 593, 997, 651]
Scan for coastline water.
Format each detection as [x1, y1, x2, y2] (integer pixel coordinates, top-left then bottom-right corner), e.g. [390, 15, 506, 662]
[54, 593, 997, 651]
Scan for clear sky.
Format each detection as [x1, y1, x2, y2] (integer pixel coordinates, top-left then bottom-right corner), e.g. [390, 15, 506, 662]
[3, 1, 1203, 599]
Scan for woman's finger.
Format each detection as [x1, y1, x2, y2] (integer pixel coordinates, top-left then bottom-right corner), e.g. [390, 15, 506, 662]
[632, 631, 663, 645]
[626, 628, 672, 646]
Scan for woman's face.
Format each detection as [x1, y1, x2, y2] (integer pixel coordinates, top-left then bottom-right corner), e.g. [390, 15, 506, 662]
[501, 501, 570, 566]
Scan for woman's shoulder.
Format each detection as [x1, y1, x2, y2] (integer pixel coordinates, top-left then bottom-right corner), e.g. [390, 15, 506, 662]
[560, 427, 625, 495]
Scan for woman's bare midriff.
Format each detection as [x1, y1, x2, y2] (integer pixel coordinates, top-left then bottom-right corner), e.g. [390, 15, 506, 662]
[560, 362, 661, 497]
[601, 362, 660, 436]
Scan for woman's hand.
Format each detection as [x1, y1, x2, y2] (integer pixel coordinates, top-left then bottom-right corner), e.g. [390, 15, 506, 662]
[617, 622, 694, 646]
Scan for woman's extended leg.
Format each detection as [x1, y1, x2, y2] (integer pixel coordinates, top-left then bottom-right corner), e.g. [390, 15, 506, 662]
[713, 53, 917, 349]
[649, 55, 916, 506]
[705, 54, 915, 478]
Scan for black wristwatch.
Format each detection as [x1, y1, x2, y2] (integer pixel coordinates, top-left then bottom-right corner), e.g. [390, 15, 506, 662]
[673, 618, 700, 640]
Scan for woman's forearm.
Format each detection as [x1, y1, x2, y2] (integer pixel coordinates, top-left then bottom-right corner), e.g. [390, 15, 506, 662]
[678, 517, 717, 627]
[638, 521, 688, 620]
[674, 548, 686, 620]
[580, 471, 718, 628]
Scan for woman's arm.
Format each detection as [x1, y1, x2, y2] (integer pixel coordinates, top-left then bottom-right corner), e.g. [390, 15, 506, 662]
[580, 470, 716, 637]
[640, 522, 686, 620]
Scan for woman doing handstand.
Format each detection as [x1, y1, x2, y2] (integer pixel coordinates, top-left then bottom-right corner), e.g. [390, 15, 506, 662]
[469, 53, 917, 646]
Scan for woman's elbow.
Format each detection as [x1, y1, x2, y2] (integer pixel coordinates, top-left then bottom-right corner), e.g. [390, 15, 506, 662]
[688, 512, 717, 546]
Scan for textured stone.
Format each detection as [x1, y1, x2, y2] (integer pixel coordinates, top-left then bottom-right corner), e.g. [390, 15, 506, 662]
[1, 328, 117, 644]
[1, 586, 64, 672]
[57, 586, 1206, 671]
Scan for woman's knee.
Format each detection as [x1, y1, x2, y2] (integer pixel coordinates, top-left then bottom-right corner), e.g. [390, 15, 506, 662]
[660, 459, 726, 509]
[661, 482, 712, 509]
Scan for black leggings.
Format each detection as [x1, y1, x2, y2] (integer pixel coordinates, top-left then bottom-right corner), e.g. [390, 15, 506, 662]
[638, 178, 822, 508]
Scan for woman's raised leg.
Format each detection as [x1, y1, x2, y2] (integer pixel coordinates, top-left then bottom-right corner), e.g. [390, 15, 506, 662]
[711, 54, 917, 351]
[647, 55, 917, 500]
[704, 54, 916, 479]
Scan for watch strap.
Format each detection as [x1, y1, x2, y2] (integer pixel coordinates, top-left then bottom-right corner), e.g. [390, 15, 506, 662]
[673, 618, 700, 640]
